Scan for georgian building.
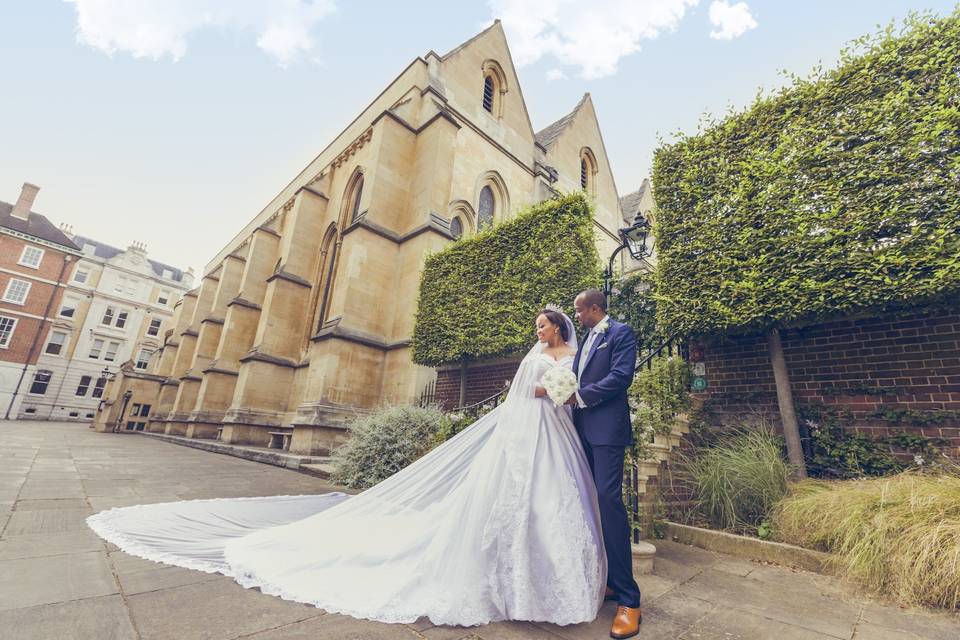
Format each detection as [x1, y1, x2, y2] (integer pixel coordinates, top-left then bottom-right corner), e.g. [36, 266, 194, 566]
[18, 233, 193, 421]
[0, 183, 81, 419]
[94, 22, 648, 453]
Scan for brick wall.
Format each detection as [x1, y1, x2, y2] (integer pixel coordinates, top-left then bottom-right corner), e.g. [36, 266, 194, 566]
[436, 358, 523, 408]
[691, 307, 960, 451]
[0, 235, 72, 365]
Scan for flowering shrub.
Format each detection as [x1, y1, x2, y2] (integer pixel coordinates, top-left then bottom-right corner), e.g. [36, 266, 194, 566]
[332, 405, 446, 489]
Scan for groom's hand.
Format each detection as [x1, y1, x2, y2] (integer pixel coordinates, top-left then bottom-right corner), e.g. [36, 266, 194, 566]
[534, 386, 547, 398]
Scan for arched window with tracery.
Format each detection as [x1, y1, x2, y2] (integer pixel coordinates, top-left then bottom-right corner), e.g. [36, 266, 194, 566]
[450, 216, 464, 239]
[477, 186, 495, 230]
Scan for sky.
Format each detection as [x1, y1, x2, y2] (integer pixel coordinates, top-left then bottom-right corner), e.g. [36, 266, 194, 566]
[1, 0, 956, 276]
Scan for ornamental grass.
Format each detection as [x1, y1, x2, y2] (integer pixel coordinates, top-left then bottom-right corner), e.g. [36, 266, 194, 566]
[773, 471, 960, 609]
[681, 428, 791, 532]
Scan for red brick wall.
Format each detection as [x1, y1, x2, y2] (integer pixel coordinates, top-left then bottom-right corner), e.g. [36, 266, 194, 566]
[0, 235, 73, 365]
[691, 308, 960, 451]
[436, 359, 522, 409]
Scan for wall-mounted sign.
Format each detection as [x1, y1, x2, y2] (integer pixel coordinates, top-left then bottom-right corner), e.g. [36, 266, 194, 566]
[692, 376, 708, 391]
[690, 345, 705, 362]
[692, 362, 706, 376]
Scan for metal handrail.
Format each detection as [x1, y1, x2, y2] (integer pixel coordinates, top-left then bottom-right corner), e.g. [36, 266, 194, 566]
[635, 335, 680, 371]
[452, 386, 509, 414]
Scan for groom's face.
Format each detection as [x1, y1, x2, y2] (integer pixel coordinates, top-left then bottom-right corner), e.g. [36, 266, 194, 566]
[574, 296, 603, 329]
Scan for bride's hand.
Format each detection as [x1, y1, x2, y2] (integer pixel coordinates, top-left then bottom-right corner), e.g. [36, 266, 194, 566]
[534, 386, 547, 398]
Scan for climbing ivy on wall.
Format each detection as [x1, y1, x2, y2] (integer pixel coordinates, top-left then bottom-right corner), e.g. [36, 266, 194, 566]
[652, 10, 960, 337]
[412, 192, 601, 367]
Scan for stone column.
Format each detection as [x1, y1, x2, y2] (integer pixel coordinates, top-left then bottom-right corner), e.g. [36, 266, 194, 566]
[166, 274, 218, 435]
[224, 187, 328, 446]
[185, 251, 246, 438]
[153, 290, 198, 432]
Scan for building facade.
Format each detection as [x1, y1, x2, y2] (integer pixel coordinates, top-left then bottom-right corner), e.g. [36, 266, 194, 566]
[0, 183, 81, 419]
[18, 233, 193, 421]
[94, 23, 649, 454]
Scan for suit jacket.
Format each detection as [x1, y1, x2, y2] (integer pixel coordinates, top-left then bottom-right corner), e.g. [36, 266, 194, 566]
[572, 319, 638, 447]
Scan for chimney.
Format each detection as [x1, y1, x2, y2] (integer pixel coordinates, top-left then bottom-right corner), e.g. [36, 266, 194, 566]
[11, 183, 40, 220]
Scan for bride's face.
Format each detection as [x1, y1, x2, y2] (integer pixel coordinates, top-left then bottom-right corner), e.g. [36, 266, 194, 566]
[535, 314, 558, 344]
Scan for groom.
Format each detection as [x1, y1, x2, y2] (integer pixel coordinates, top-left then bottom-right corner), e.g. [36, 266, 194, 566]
[571, 288, 641, 639]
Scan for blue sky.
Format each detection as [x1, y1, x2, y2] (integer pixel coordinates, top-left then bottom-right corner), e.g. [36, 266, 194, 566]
[1, 0, 956, 276]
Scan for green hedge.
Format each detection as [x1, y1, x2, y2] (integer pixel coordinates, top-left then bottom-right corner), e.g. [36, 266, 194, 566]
[412, 192, 601, 367]
[652, 10, 960, 337]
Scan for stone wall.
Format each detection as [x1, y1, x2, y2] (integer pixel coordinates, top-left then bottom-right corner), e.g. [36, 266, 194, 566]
[690, 307, 960, 451]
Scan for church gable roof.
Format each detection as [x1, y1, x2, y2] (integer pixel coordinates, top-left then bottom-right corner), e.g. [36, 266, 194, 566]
[534, 94, 589, 150]
[619, 178, 653, 222]
[438, 20, 536, 143]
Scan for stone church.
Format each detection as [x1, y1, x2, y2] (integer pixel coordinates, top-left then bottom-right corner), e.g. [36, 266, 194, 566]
[94, 21, 652, 454]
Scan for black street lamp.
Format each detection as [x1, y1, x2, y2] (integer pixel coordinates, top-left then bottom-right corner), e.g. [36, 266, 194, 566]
[603, 213, 653, 301]
[113, 389, 133, 433]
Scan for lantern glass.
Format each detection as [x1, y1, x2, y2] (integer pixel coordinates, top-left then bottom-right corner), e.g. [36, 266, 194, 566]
[621, 216, 651, 260]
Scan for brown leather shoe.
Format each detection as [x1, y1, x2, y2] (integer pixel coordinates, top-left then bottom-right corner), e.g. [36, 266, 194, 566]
[610, 605, 642, 639]
[604, 586, 616, 601]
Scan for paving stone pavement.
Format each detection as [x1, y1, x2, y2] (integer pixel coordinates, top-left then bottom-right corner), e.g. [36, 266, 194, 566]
[1, 420, 958, 640]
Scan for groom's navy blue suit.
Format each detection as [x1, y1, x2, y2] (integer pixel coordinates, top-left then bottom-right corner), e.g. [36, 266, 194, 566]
[572, 318, 641, 609]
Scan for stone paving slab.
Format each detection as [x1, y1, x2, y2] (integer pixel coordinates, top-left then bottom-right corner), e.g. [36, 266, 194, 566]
[0, 594, 137, 640]
[1, 420, 959, 640]
[0, 550, 119, 611]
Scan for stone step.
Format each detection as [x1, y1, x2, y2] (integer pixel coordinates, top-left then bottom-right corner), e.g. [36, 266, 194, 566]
[299, 460, 336, 480]
[138, 432, 327, 471]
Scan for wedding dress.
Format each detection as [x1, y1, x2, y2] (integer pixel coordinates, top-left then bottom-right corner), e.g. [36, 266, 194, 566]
[87, 317, 606, 627]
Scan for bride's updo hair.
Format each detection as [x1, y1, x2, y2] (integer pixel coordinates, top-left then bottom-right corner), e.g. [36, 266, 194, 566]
[537, 309, 570, 342]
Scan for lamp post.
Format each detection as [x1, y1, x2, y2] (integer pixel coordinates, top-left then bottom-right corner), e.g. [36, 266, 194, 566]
[603, 213, 653, 302]
[114, 389, 133, 433]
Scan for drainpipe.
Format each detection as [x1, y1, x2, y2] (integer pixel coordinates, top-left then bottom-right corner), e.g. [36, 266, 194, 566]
[5, 254, 73, 420]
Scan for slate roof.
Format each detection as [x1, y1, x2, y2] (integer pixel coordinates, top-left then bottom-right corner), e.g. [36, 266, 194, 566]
[72, 235, 185, 282]
[619, 179, 651, 222]
[534, 94, 589, 150]
[0, 200, 81, 251]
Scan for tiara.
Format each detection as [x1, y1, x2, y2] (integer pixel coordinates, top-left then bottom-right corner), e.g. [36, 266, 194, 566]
[544, 303, 564, 313]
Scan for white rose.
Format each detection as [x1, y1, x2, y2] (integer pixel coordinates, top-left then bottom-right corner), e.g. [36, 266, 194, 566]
[595, 319, 610, 333]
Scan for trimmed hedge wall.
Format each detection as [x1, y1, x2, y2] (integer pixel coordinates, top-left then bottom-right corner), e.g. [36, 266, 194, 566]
[412, 192, 601, 367]
[652, 10, 960, 337]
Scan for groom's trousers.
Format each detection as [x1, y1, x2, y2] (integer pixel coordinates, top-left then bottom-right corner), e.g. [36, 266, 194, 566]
[580, 440, 642, 609]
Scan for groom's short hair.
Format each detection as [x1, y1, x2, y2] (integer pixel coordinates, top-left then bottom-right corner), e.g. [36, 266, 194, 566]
[579, 288, 606, 311]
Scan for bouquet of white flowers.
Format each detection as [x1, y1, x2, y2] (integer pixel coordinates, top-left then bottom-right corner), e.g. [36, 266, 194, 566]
[540, 365, 578, 406]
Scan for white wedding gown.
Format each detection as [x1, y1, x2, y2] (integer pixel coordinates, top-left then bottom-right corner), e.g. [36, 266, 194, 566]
[87, 349, 606, 627]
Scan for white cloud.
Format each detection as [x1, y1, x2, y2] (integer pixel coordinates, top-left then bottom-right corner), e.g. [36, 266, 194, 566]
[708, 0, 757, 41]
[489, 0, 699, 79]
[63, 0, 336, 65]
[546, 68, 566, 81]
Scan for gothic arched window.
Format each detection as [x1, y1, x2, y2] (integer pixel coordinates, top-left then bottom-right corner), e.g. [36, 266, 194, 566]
[477, 186, 495, 230]
[579, 149, 596, 194]
[450, 216, 464, 239]
[483, 75, 495, 113]
[349, 175, 364, 222]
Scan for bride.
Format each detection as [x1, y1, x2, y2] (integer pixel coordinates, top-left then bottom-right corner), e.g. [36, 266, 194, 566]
[87, 308, 606, 627]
